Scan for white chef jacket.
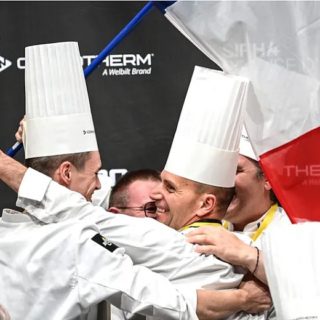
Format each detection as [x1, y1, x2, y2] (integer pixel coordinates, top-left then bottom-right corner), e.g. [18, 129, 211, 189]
[223, 205, 291, 320]
[223, 204, 291, 248]
[0, 208, 196, 320]
[18, 168, 244, 292]
[263, 222, 320, 320]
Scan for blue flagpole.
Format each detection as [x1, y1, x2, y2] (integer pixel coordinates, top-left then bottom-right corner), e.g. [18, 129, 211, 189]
[6, 1, 155, 157]
[84, 1, 154, 77]
[6, 141, 23, 157]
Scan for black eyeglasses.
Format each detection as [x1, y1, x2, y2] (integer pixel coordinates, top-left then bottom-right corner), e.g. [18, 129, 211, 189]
[143, 201, 157, 218]
[116, 201, 157, 217]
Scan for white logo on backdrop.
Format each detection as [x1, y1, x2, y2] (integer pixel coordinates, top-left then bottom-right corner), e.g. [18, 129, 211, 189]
[0, 56, 12, 73]
[17, 53, 154, 77]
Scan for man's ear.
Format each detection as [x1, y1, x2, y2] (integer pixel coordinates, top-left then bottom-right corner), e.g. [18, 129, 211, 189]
[108, 207, 121, 214]
[264, 178, 272, 191]
[53, 161, 72, 187]
[196, 194, 216, 218]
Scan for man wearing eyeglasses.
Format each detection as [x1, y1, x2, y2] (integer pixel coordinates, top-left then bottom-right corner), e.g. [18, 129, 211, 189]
[12, 65, 271, 319]
[5, 42, 201, 320]
[108, 169, 161, 218]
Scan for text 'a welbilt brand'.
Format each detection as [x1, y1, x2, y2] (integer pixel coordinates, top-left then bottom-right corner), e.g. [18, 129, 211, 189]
[82, 53, 154, 77]
[17, 53, 154, 77]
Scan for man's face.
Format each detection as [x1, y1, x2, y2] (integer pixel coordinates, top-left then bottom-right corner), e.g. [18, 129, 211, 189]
[69, 151, 102, 201]
[150, 170, 202, 230]
[224, 155, 267, 227]
[121, 179, 161, 217]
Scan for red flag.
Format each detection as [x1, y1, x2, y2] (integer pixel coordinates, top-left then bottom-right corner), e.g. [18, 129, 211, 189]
[165, 1, 320, 222]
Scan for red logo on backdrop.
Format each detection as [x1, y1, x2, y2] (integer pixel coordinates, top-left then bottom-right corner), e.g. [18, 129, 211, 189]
[260, 127, 320, 223]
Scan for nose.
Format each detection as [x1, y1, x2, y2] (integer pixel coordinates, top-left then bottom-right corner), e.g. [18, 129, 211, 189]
[96, 175, 101, 190]
[150, 184, 162, 201]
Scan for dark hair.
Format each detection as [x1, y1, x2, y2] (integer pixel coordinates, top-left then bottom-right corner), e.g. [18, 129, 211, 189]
[25, 152, 91, 177]
[196, 182, 235, 214]
[250, 158, 279, 205]
[212, 186, 235, 213]
[109, 169, 161, 208]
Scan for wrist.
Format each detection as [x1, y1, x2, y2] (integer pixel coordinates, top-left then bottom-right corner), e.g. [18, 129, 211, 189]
[237, 288, 249, 312]
[242, 245, 258, 272]
[251, 247, 260, 275]
[0, 151, 27, 192]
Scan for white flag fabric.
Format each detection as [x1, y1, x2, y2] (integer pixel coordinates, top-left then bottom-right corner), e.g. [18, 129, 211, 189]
[165, 1, 320, 222]
[262, 222, 320, 319]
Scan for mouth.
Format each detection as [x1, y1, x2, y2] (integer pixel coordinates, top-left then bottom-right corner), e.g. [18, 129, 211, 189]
[153, 203, 171, 225]
[156, 207, 167, 214]
[154, 202, 169, 215]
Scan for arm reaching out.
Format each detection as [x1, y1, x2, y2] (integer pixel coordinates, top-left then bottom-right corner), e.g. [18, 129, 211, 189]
[186, 226, 268, 284]
[197, 281, 271, 319]
[239, 275, 271, 313]
[0, 150, 27, 192]
[15, 116, 25, 143]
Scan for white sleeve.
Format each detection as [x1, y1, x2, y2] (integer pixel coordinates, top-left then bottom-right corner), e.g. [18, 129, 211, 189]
[18, 168, 52, 202]
[17, 168, 243, 290]
[76, 224, 198, 320]
[90, 212, 244, 290]
[17, 168, 88, 223]
[17, 170, 197, 319]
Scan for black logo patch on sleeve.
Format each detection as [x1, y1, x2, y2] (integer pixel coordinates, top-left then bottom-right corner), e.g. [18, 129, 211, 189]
[91, 234, 119, 253]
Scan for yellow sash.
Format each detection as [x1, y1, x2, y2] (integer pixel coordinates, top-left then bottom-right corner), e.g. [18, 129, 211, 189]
[251, 204, 278, 241]
[223, 204, 278, 241]
[180, 220, 222, 233]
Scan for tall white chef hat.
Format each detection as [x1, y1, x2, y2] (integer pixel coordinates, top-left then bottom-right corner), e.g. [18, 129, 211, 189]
[239, 127, 258, 161]
[164, 66, 250, 187]
[24, 41, 98, 159]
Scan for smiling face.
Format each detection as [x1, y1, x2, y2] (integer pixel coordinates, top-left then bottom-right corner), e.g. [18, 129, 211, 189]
[224, 155, 273, 230]
[150, 170, 206, 230]
[69, 151, 102, 201]
[120, 179, 161, 217]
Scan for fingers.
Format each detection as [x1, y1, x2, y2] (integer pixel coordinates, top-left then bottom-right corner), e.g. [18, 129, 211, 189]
[15, 117, 26, 143]
[0, 304, 10, 320]
[186, 233, 213, 245]
[243, 296, 272, 314]
[15, 128, 23, 143]
[249, 303, 272, 314]
[248, 299, 272, 313]
[193, 244, 217, 255]
[185, 227, 222, 256]
[186, 226, 221, 245]
[187, 225, 222, 237]
[240, 278, 272, 314]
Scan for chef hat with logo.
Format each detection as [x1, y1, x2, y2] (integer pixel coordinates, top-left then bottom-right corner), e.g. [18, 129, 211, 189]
[24, 41, 98, 159]
[240, 127, 258, 161]
[165, 66, 250, 187]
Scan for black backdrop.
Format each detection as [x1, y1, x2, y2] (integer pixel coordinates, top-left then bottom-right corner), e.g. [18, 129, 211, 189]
[0, 1, 219, 209]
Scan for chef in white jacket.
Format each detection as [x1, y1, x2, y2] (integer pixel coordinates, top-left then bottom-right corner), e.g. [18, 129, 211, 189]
[0, 197, 197, 319]
[222, 128, 290, 248]
[0, 42, 271, 319]
[0, 41, 203, 320]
